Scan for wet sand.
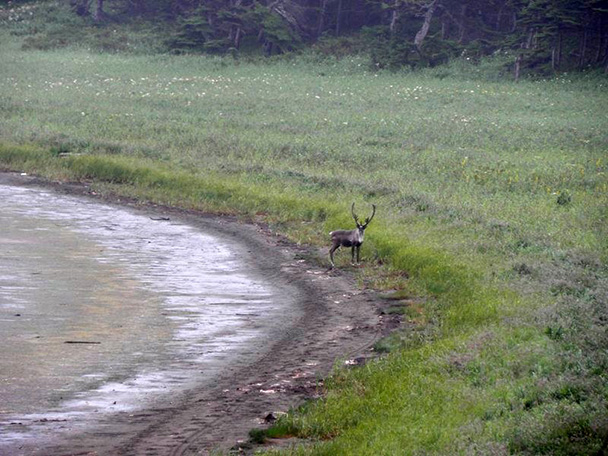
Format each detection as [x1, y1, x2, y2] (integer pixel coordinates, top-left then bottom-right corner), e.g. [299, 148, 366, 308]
[0, 172, 387, 455]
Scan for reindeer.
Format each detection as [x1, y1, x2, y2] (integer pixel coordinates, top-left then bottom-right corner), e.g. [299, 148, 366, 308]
[329, 203, 376, 268]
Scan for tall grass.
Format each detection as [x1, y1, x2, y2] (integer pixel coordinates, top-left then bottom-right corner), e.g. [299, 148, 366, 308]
[1, 12, 607, 453]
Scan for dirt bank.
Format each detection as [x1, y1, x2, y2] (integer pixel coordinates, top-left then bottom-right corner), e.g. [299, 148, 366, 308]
[0, 172, 396, 455]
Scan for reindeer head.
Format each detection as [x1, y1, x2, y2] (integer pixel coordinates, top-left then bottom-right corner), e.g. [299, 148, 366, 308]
[351, 202, 376, 231]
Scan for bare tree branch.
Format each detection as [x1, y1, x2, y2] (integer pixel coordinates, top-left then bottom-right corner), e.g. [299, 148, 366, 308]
[414, 0, 438, 51]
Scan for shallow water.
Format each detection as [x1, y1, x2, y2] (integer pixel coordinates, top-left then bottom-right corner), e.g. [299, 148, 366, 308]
[0, 183, 298, 450]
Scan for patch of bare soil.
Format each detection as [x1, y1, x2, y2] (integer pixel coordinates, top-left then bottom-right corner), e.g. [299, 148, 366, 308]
[1, 172, 400, 455]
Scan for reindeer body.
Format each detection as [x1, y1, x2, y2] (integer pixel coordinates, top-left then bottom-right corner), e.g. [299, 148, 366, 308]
[329, 203, 375, 268]
[330, 228, 364, 246]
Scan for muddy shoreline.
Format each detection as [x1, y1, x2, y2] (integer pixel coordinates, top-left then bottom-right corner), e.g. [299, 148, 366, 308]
[0, 172, 395, 455]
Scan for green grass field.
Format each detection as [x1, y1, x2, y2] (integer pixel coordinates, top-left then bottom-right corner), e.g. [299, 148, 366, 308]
[1, 4, 607, 453]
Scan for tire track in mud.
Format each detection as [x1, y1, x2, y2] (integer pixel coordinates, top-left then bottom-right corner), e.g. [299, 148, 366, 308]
[130, 261, 384, 456]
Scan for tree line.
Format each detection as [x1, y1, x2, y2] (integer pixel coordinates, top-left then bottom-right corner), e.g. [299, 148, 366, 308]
[70, 0, 608, 77]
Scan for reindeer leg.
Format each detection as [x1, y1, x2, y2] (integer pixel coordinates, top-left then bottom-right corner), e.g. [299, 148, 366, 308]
[351, 246, 356, 265]
[356, 245, 361, 264]
[329, 244, 338, 268]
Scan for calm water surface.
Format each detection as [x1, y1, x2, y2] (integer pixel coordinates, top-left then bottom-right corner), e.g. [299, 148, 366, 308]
[0, 183, 297, 449]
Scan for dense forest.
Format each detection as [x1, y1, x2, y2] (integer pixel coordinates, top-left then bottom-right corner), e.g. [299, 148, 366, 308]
[64, 0, 608, 78]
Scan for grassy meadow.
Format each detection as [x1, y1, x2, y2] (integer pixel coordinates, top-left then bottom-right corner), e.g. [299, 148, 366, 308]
[1, 5, 608, 453]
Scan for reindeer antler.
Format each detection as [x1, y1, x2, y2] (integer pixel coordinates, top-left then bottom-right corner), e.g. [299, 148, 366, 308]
[351, 202, 360, 224]
[364, 204, 376, 225]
